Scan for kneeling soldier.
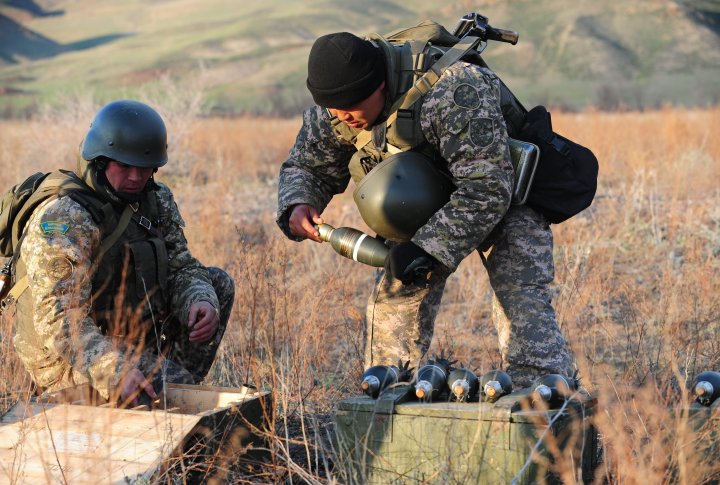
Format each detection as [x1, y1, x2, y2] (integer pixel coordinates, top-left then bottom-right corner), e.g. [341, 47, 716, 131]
[11, 100, 234, 405]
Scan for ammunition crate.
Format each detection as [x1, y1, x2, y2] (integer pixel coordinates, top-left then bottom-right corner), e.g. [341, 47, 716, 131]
[335, 386, 599, 484]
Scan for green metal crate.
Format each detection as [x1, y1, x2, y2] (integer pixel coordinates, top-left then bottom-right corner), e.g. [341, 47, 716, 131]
[335, 386, 599, 484]
[685, 402, 720, 483]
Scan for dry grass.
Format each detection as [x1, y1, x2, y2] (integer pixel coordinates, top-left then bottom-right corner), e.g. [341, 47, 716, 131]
[0, 102, 719, 483]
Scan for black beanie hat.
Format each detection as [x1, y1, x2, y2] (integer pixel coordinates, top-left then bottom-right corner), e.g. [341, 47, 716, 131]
[306, 32, 385, 109]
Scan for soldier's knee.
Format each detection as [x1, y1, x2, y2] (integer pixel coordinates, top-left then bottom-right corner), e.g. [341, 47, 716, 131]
[173, 371, 196, 385]
[207, 266, 235, 302]
[156, 360, 195, 385]
[493, 284, 553, 308]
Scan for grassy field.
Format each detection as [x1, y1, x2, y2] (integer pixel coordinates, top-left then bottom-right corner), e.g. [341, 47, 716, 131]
[2, 0, 719, 115]
[0, 100, 719, 483]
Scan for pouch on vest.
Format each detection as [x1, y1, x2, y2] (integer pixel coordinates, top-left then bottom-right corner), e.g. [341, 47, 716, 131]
[129, 238, 168, 304]
[508, 138, 539, 206]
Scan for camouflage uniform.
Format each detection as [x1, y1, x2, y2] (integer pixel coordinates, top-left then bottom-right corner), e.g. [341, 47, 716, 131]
[12, 182, 234, 399]
[277, 61, 572, 386]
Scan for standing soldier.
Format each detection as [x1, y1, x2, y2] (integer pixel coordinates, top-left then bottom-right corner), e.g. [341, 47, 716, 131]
[276, 30, 573, 387]
[10, 100, 235, 405]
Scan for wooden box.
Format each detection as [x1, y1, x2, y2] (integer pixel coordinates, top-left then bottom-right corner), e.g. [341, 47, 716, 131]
[0, 383, 272, 484]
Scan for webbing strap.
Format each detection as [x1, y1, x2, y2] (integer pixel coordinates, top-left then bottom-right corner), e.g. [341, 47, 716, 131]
[5, 275, 27, 308]
[98, 204, 134, 258]
[3, 203, 135, 309]
[354, 34, 481, 151]
[11, 176, 89, 252]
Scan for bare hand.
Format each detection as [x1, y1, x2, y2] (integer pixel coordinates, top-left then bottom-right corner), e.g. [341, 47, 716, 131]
[288, 204, 324, 242]
[188, 300, 219, 343]
[120, 368, 156, 407]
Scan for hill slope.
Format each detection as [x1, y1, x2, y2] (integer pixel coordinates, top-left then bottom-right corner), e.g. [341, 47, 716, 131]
[0, 0, 718, 116]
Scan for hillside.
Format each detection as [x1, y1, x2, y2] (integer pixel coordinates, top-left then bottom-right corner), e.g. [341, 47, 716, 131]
[0, 0, 719, 116]
[2, 106, 720, 483]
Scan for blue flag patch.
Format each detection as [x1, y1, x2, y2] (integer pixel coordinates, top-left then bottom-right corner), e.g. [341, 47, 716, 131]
[40, 221, 70, 235]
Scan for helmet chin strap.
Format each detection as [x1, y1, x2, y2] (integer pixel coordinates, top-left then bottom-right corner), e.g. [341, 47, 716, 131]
[115, 190, 144, 202]
[94, 166, 128, 204]
[77, 153, 156, 204]
[101, 168, 151, 202]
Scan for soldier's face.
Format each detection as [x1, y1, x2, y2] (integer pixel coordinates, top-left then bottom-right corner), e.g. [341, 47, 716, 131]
[330, 82, 385, 130]
[105, 161, 155, 193]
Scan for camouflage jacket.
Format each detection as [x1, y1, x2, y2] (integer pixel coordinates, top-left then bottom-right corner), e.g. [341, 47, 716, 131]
[12, 182, 219, 398]
[277, 61, 514, 271]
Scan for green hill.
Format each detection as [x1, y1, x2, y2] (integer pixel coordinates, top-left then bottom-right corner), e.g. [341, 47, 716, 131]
[1, 0, 719, 116]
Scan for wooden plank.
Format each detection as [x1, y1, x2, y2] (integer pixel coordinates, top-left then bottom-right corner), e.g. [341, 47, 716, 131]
[0, 384, 272, 483]
[2, 404, 166, 436]
[0, 404, 201, 483]
[0, 405, 200, 453]
[0, 447, 156, 484]
[163, 383, 257, 414]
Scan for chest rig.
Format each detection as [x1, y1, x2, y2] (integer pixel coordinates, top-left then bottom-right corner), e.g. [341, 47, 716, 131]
[84, 189, 169, 338]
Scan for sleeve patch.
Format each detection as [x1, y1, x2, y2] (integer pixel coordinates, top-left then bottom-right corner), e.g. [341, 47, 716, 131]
[452, 83, 481, 110]
[470, 118, 496, 148]
[40, 221, 70, 235]
[46, 256, 74, 281]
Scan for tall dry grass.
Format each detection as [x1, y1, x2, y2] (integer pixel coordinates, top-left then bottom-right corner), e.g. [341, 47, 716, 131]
[0, 102, 718, 483]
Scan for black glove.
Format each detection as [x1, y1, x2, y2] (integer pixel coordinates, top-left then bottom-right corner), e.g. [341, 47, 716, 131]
[385, 242, 435, 285]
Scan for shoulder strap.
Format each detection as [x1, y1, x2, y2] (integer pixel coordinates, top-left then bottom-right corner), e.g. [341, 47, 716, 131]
[354, 34, 482, 152]
[2, 275, 26, 313]
[97, 204, 135, 258]
[10, 171, 90, 250]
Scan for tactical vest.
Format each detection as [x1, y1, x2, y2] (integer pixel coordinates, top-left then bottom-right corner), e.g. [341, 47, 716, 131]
[330, 36, 441, 184]
[14, 174, 169, 350]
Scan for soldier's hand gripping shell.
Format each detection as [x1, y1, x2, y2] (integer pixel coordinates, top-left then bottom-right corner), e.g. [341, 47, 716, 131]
[289, 204, 324, 242]
[385, 242, 435, 285]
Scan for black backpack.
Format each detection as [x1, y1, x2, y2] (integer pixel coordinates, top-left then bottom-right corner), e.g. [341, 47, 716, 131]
[518, 106, 599, 224]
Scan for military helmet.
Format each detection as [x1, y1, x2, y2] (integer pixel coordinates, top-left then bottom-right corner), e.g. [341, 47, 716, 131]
[353, 151, 455, 241]
[81, 100, 168, 168]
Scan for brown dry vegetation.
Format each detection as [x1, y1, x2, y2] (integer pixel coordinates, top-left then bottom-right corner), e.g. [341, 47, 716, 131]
[0, 102, 719, 484]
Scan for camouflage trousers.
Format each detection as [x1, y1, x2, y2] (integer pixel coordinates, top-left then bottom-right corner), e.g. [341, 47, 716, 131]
[147, 266, 235, 385]
[364, 205, 573, 387]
